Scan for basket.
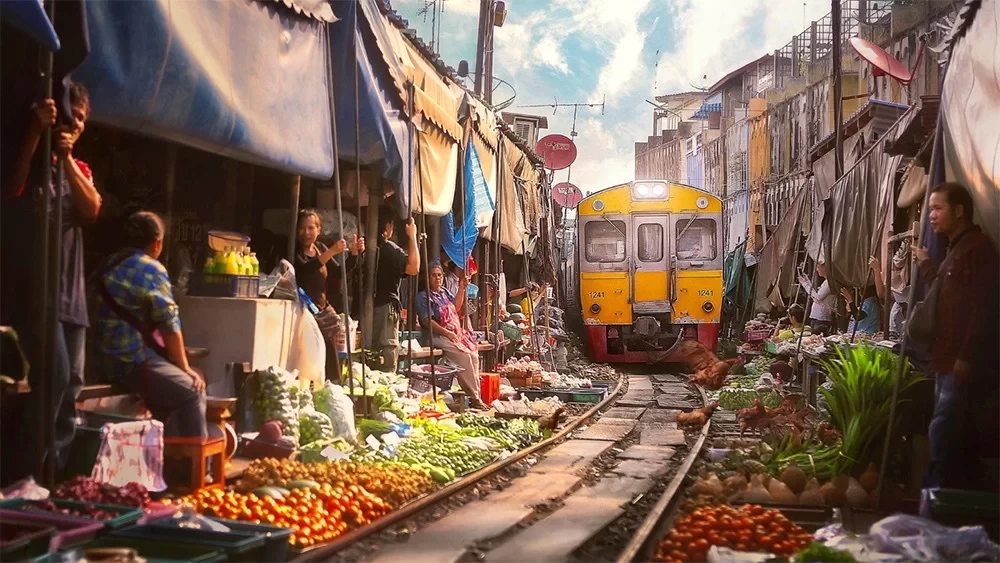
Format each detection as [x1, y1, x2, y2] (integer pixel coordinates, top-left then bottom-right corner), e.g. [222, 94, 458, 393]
[189, 273, 259, 298]
[744, 329, 771, 342]
[207, 231, 250, 252]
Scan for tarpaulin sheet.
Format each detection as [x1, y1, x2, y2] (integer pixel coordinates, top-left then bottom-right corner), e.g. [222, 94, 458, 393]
[71, 0, 335, 179]
[1, 0, 60, 51]
[456, 91, 499, 227]
[807, 124, 871, 259]
[440, 142, 485, 268]
[723, 241, 752, 316]
[481, 136, 527, 254]
[753, 186, 807, 312]
[329, 0, 409, 189]
[822, 109, 914, 290]
[941, 0, 1000, 249]
[897, 161, 927, 208]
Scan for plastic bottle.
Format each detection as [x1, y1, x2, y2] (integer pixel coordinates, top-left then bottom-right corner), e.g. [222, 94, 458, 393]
[204, 255, 215, 274]
[249, 252, 260, 276]
[214, 248, 227, 274]
[224, 246, 239, 275]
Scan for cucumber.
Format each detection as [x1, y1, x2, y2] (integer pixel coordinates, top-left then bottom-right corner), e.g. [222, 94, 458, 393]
[287, 479, 320, 490]
[429, 467, 451, 484]
[253, 486, 285, 499]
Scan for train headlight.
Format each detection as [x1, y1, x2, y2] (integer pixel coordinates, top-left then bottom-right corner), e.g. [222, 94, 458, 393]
[696, 196, 709, 209]
[632, 182, 668, 200]
[590, 303, 601, 314]
[702, 301, 714, 313]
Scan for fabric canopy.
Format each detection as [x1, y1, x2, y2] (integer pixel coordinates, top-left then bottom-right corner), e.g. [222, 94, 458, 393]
[941, 0, 1000, 249]
[482, 135, 532, 254]
[72, 0, 335, 179]
[753, 185, 807, 312]
[822, 108, 914, 290]
[329, 0, 409, 190]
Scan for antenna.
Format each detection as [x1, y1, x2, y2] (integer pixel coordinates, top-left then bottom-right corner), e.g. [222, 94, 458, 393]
[850, 36, 925, 85]
[417, 0, 447, 55]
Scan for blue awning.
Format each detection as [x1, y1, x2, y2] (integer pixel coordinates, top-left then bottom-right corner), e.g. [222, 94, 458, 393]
[328, 0, 410, 190]
[692, 102, 722, 120]
[0, 0, 60, 51]
[70, 0, 335, 179]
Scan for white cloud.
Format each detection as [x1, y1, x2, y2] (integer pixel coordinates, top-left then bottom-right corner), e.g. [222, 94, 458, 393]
[533, 35, 571, 74]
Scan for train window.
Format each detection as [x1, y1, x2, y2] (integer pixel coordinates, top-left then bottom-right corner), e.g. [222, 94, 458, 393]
[676, 218, 717, 260]
[637, 223, 664, 262]
[585, 221, 626, 262]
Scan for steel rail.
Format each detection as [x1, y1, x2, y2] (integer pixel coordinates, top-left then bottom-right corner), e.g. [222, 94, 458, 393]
[616, 384, 712, 563]
[294, 374, 626, 561]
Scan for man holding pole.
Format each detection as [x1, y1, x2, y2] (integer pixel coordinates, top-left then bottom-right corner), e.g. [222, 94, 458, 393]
[372, 209, 420, 372]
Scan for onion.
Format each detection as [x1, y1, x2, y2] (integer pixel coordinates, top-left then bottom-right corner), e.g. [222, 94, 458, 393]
[780, 462, 807, 495]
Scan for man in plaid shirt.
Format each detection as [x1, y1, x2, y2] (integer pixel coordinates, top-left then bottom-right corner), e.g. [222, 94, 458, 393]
[95, 212, 206, 438]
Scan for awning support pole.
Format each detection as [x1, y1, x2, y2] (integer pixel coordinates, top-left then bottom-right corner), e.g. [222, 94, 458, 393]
[287, 176, 301, 263]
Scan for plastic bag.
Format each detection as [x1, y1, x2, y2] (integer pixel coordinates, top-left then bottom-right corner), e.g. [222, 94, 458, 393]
[285, 303, 326, 386]
[163, 506, 232, 532]
[312, 381, 357, 443]
[252, 367, 300, 441]
[291, 383, 313, 411]
[91, 419, 167, 492]
[298, 408, 335, 446]
[1, 477, 49, 501]
[869, 514, 1000, 562]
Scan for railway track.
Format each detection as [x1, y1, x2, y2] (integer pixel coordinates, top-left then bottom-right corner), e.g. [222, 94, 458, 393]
[295, 367, 710, 563]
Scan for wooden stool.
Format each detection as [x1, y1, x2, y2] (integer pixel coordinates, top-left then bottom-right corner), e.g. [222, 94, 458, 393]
[163, 436, 225, 493]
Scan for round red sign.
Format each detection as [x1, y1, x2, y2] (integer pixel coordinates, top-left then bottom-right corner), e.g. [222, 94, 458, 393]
[536, 134, 577, 170]
[552, 182, 583, 208]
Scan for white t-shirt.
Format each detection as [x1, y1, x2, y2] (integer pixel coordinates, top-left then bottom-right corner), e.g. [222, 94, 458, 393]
[805, 279, 834, 321]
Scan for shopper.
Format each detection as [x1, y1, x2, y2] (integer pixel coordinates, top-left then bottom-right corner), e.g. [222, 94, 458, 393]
[95, 211, 207, 438]
[372, 209, 419, 372]
[798, 262, 834, 335]
[841, 285, 881, 335]
[294, 209, 364, 381]
[773, 304, 805, 336]
[6, 84, 102, 472]
[415, 262, 486, 409]
[914, 182, 999, 490]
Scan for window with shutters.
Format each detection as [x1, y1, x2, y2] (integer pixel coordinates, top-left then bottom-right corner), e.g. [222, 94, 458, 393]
[514, 120, 534, 143]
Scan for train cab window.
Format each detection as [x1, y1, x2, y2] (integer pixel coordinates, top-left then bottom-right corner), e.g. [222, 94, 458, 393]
[636, 223, 664, 262]
[585, 221, 626, 262]
[676, 218, 717, 260]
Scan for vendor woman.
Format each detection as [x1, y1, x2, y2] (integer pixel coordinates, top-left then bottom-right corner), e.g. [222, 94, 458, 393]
[416, 261, 487, 409]
[295, 209, 364, 379]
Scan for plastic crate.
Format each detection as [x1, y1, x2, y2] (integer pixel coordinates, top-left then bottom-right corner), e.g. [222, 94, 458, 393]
[922, 488, 1000, 540]
[0, 521, 56, 561]
[189, 273, 260, 298]
[149, 518, 291, 562]
[111, 524, 264, 561]
[64, 536, 226, 563]
[480, 373, 501, 405]
[0, 509, 104, 551]
[0, 499, 143, 531]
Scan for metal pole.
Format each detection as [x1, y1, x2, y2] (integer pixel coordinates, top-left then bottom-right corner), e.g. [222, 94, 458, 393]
[473, 0, 489, 96]
[163, 146, 177, 272]
[460, 139, 470, 331]
[405, 82, 417, 388]
[832, 0, 844, 179]
[492, 138, 505, 343]
[35, 0, 57, 485]
[286, 177, 301, 263]
[323, 27, 354, 404]
[352, 1, 367, 416]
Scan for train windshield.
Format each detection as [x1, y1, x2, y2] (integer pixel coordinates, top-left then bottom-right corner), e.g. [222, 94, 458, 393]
[585, 220, 626, 262]
[636, 223, 664, 262]
[676, 218, 717, 260]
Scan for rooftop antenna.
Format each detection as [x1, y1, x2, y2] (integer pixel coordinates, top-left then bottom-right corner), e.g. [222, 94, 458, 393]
[417, 0, 447, 54]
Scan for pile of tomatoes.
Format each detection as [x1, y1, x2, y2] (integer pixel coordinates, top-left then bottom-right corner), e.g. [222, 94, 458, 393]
[173, 483, 391, 550]
[654, 504, 815, 562]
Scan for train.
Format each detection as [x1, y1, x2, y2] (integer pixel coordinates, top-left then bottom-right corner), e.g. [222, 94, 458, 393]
[575, 180, 724, 362]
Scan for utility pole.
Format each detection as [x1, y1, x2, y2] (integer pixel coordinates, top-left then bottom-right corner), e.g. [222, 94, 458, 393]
[473, 0, 490, 96]
[832, 0, 844, 179]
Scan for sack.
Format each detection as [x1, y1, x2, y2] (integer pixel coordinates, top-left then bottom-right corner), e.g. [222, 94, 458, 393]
[312, 381, 357, 443]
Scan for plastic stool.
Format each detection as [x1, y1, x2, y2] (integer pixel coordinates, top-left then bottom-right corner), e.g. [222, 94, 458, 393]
[163, 436, 225, 493]
[479, 373, 500, 405]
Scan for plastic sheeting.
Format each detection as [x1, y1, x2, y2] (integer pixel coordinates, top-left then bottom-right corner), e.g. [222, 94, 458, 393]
[822, 109, 914, 290]
[440, 143, 484, 269]
[72, 0, 334, 179]
[941, 0, 1000, 249]
[753, 186, 807, 312]
[482, 136, 530, 254]
[1, 0, 60, 51]
[723, 241, 752, 317]
[329, 0, 409, 189]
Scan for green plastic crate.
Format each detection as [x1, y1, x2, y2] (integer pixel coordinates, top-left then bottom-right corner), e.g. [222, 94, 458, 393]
[111, 524, 265, 562]
[63, 536, 226, 563]
[0, 521, 56, 561]
[0, 499, 143, 530]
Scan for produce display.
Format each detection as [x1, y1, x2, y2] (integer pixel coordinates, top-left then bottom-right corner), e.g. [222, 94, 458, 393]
[298, 409, 336, 447]
[173, 483, 388, 549]
[253, 367, 300, 440]
[22, 500, 118, 521]
[653, 504, 814, 562]
[236, 458, 436, 508]
[53, 477, 151, 509]
[792, 542, 857, 562]
[394, 435, 496, 480]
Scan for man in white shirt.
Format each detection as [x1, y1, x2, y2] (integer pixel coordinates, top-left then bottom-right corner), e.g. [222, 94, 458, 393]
[798, 261, 835, 335]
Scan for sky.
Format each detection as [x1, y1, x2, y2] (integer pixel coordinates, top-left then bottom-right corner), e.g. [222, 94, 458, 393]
[390, 0, 836, 195]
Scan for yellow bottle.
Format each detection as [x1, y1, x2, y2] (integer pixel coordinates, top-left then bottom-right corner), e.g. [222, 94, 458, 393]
[249, 252, 260, 276]
[224, 246, 239, 275]
[214, 248, 227, 274]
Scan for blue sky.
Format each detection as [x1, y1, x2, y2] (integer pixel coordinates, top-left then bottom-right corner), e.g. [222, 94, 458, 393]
[391, 0, 834, 194]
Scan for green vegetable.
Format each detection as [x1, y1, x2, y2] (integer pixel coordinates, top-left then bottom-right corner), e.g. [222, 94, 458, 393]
[358, 418, 392, 439]
[793, 542, 856, 562]
[429, 467, 451, 483]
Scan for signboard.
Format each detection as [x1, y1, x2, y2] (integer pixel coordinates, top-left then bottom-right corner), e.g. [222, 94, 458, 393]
[552, 182, 583, 208]
[757, 71, 773, 93]
[536, 134, 577, 170]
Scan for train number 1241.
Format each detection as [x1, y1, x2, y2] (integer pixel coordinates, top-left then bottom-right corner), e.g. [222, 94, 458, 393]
[589, 291, 605, 299]
[697, 289, 714, 296]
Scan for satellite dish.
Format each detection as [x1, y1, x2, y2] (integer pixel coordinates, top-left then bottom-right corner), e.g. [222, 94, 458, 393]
[849, 37, 922, 85]
[552, 182, 583, 208]
[536, 134, 577, 171]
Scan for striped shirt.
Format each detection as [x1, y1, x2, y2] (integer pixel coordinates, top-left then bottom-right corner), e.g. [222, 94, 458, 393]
[95, 250, 180, 373]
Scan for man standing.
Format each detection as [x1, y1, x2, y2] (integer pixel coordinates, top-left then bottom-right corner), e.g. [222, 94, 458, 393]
[915, 182, 999, 490]
[372, 209, 419, 372]
[6, 84, 102, 473]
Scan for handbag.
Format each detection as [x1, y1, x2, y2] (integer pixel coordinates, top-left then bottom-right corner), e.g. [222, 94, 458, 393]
[907, 239, 965, 345]
[97, 251, 169, 359]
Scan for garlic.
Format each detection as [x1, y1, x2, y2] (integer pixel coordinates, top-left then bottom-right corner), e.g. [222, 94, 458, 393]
[744, 474, 772, 504]
[845, 477, 869, 508]
[799, 478, 824, 505]
[820, 480, 846, 506]
[780, 462, 808, 495]
[693, 472, 724, 496]
[768, 478, 798, 504]
[723, 474, 748, 496]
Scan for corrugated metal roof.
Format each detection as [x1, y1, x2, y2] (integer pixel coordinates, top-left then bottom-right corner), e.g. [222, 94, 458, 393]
[264, 0, 336, 22]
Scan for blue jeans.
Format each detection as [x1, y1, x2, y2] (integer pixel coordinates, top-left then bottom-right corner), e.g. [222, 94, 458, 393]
[54, 323, 86, 469]
[114, 353, 207, 438]
[926, 373, 972, 488]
